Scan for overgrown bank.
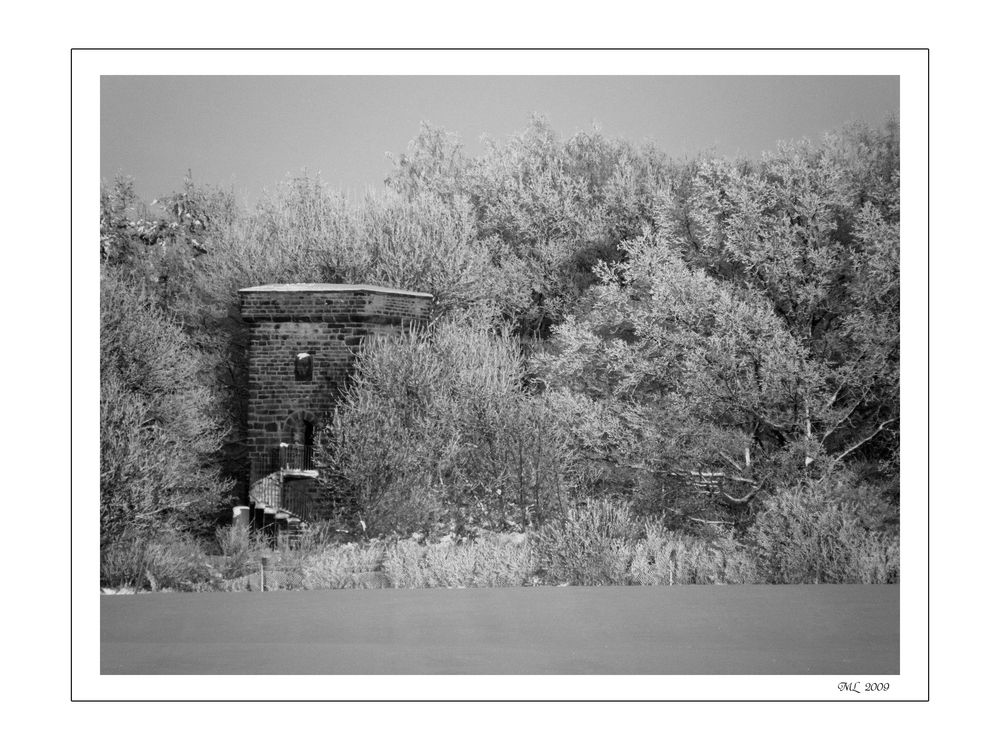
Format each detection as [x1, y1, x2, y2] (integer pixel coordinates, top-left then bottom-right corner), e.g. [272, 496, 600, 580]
[101, 491, 899, 592]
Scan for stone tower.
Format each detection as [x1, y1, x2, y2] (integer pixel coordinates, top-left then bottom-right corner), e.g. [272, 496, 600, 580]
[239, 283, 433, 521]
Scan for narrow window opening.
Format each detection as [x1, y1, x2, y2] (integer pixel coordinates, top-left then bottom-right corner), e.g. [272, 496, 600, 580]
[295, 352, 313, 381]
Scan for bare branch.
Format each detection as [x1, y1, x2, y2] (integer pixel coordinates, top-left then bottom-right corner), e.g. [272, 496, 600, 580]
[821, 398, 864, 443]
[664, 507, 735, 526]
[832, 417, 899, 463]
[723, 475, 759, 485]
[823, 368, 858, 410]
[716, 450, 746, 474]
[719, 483, 764, 505]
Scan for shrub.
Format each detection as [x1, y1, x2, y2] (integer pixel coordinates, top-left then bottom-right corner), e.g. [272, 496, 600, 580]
[532, 500, 760, 586]
[319, 314, 574, 537]
[213, 525, 270, 578]
[101, 535, 149, 590]
[629, 524, 759, 585]
[748, 479, 900, 583]
[101, 531, 216, 591]
[532, 498, 641, 585]
[215, 523, 254, 557]
[852, 534, 901, 585]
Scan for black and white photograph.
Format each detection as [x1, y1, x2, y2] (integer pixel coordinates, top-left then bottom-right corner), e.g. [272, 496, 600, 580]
[68, 49, 931, 705]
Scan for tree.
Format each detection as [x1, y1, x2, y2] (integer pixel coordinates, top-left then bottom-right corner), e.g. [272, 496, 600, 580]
[383, 117, 676, 336]
[100, 268, 232, 544]
[670, 121, 900, 475]
[534, 119, 900, 524]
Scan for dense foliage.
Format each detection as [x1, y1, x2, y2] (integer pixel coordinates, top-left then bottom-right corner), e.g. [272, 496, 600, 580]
[100, 268, 231, 544]
[99, 115, 900, 584]
[318, 313, 573, 537]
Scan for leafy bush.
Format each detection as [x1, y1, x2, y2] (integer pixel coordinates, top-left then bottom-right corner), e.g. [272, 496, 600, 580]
[319, 313, 574, 537]
[748, 479, 900, 583]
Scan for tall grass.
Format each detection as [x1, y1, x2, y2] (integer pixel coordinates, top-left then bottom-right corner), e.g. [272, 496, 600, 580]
[382, 536, 536, 588]
[300, 543, 387, 589]
[629, 525, 759, 585]
[531, 499, 760, 585]
[101, 531, 216, 591]
[532, 498, 639, 585]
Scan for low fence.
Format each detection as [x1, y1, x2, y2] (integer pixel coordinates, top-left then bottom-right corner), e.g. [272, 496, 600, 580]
[212, 552, 391, 592]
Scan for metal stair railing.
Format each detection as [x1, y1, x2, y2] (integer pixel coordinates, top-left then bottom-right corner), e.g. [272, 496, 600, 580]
[249, 453, 315, 525]
[278, 443, 314, 472]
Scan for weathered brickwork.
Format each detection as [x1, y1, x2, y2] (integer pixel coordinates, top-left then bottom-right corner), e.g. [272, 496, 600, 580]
[240, 283, 433, 513]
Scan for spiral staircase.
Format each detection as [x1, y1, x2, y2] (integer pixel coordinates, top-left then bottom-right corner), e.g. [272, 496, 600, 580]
[245, 444, 318, 542]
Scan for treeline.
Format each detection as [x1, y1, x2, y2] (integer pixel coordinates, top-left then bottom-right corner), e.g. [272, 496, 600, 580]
[100, 115, 900, 583]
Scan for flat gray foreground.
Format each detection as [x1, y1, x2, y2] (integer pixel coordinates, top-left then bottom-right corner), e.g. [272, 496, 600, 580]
[101, 585, 898, 675]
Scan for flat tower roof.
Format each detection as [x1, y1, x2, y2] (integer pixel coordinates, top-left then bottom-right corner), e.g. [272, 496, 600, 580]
[239, 283, 433, 298]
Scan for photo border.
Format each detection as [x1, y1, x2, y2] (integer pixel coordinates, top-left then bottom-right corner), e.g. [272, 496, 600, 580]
[73, 47, 929, 702]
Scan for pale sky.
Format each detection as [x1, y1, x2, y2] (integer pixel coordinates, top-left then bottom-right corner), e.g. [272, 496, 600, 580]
[101, 76, 898, 204]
